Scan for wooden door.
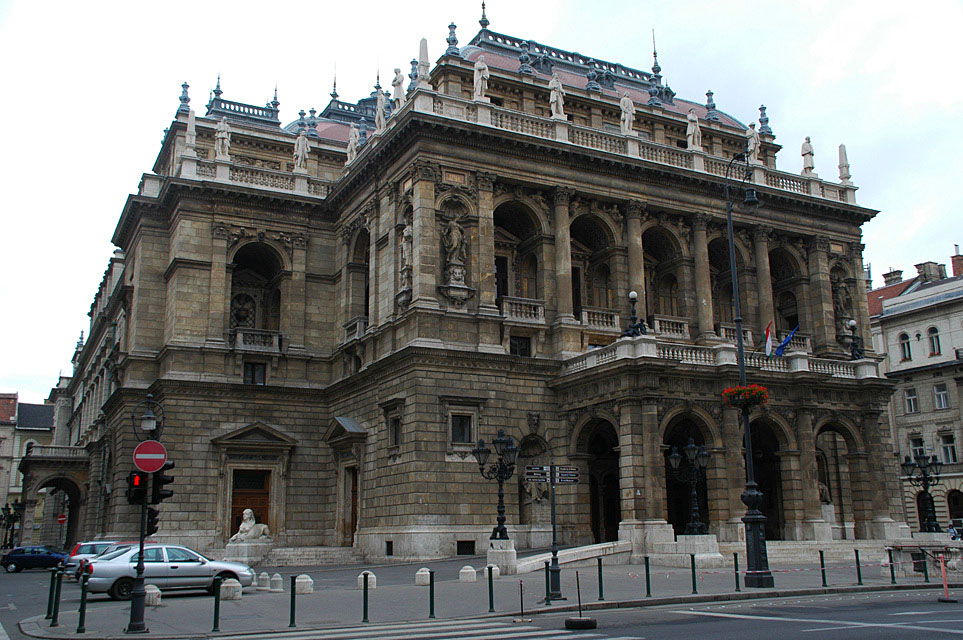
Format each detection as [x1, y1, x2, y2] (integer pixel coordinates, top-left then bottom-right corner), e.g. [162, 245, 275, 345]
[342, 467, 359, 546]
[231, 470, 271, 532]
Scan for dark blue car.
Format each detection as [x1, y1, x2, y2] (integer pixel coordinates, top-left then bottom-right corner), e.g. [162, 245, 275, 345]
[1, 546, 67, 572]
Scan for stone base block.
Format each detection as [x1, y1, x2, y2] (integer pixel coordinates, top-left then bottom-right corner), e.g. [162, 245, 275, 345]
[459, 566, 477, 582]
[487, 539, 517, 575]
[295, 574, 313, 594]
[145, 584, 161, 607]
[222, 541, 274, 566]
[414, 567, 431, 586]
[912, 531, 954, 542]
[257, 572, 270, 590]
[220, 578, 243, 600]
[648, 534, 725, 568]
[485, 564, 501, 579]
[269, 573, 283, 592]
[357, 571, 377, 589]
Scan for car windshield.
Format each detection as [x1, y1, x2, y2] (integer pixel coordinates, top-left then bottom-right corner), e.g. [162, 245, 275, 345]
[96, 549, 130, 561]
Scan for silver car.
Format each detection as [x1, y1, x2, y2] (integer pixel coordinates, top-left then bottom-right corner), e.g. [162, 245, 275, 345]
[85, 544, 255, 600]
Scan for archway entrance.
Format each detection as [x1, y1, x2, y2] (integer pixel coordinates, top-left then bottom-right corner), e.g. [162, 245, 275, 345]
[36, 478, 83, 549]
[749, 419, 784, 540]
[815, 425, 856, 539]
[580, 420, 620, 543]
[663, 416, 709, 537]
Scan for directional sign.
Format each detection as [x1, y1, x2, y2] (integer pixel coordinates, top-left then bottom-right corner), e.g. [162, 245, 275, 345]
[133, 440, 168, 473]
[525, 465, 551, 472]
[525, 477, 549, 483]
[56, 514, 67, 525]
[556, 465, 579, 472]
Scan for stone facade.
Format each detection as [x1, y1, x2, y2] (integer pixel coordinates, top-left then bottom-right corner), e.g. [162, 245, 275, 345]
[23, 22, 908, 560]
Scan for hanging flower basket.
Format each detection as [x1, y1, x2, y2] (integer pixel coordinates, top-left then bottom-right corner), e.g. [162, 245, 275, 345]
[721, 384, 769, 409]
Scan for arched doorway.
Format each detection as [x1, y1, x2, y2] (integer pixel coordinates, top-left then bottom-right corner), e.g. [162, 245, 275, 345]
[663, 416, 709, 537]
[815, 424, 856, 539]
[35, 477, 84, 549]
[947, 490, 963, 527]
[749, 419, 785, 540]
[579, 419, 620, 543]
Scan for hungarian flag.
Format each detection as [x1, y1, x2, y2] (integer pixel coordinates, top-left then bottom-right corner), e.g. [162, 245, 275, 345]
[764, 322, 773, 357]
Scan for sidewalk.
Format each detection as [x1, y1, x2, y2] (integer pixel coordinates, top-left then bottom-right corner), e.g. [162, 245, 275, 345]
[19, 555, 959, 639]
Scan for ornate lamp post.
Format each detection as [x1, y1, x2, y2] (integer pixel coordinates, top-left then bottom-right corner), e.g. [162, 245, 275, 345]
[902, 453, 943, 533]
[667, 438, 711, 535]
[1, 504, 11, 548]
[10, 500, 24, 548]
[621, 290, 647, 337]
[126, 393, 164, 634]
[847, 319, 864, 361]
[471, 429, 519, 540]
[724, 153, 774, 588]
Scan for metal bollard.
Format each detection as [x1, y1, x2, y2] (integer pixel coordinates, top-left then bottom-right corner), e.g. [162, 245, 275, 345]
[363, 572, 370, 623]
[819, 550, 827, 587]
[923, 554, 930, 583]
[888, 549, 897, 584]
[76, 574, 89, 634]
[289, 575, 297, 628]
[45, 569, 57, 619]
[734, 552, 741, 592]
[212, 575, 222, 633]
[854, 549, 863, 586]
[543, 561, 551, 605]
[644, 555, 652, 598]
[428, 570, 435, 619]
[597, 557, 604, 601]
[690, 554, 697, 595]
[487, 566, 495, 613]
[50, 570, 63, 628]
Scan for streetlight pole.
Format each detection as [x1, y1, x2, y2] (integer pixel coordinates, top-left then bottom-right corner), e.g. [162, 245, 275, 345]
[471, 429, 519, 540]
[902, 453, 943, 533]
[724, 154, 774, 588]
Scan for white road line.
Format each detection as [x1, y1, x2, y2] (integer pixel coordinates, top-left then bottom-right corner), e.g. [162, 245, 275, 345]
[671, 609, 963, 636]
[218, 620, 598, 640]
[0, 619, 9, 640]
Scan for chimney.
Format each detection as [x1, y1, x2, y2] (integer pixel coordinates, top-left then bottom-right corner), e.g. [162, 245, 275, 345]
[882, 269, 903, 286]
[915, 261, 942, 283]
[953, 244, 963, 277]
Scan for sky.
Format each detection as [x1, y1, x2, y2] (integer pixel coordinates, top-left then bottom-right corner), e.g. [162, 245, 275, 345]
[1, 0, 961, 403]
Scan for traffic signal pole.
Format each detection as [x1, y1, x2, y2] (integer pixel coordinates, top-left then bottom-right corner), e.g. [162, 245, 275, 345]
[125, 489, 148, 634]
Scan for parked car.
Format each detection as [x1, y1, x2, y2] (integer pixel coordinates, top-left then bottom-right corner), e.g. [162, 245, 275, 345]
[85, 544, 255, 600]
[1, 546, 67, 572]
[64, 540, 121, 580]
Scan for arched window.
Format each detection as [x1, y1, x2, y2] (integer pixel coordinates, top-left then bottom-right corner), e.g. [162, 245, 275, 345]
[928, 327, 941, 356]
[230, 243, 284, 332]
[948, 489, 963, 525]
[899, 333, 912, 361]
[658, 275, 679, 316]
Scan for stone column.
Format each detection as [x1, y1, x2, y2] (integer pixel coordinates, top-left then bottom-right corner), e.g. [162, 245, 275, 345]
[860, 410, 904, 538]
[807, 238, 836, 353]
[286, 234, 307, 350]
[847, 451, 873, 539]
[378, 185, 396, 325]
[208, 224, 230, 343]
[632, 397, 674, 556]
[718, 406, 747, 542]
[618, 400, 645, 526]
[692, 214, 714, 340]
[411, 161, 439, 309]
[795, 408, 831, 540]
[476, 173, 498, 314]
[753, 226, 775, 335]
[624, 200, 646, 317]
[366, 201, 379, 328]
[553, 187, 575, 321]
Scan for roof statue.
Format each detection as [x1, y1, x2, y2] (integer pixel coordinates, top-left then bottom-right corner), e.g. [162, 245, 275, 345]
[407, 58, 419, 93]
[838, 144, 852, 185]
[293, 130, 309, 172]
[446, 22, 459, 56]
[346, 124, 360, 164]
[686, 109, 702, 151]
[307, 108, 320, 139]
[479, 0, 489, 30]
[549, 72, 565, 119]
[705, 90, 719, 122]
[473, 56, 490, 101]
[330, 74, 338, 100]
[801, 136, 815, 176]
[392, 68, 406, 109]
[375, 85, 387, 133]
[619, 92, 635, 135]
[215, 117, 231, 160]
[517, 41, 535, 75]
[746, 123, 761, 165]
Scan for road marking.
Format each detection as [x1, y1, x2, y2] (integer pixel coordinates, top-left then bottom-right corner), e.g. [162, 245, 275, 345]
[0, 619, 9, 640]
[671, 609, 963, 636]
[217, 619, 608, 640]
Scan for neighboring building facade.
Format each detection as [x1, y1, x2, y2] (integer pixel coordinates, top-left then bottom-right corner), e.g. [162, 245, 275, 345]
[22, 15, 906, 559]
[0, 393, 55, 545]
[870, 251, 963, 531]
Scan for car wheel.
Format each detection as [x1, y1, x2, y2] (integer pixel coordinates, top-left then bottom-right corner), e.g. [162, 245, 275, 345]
[208, 571, 238, 594]
[109, 577, 135, 601]
[4, 563, 19, 573]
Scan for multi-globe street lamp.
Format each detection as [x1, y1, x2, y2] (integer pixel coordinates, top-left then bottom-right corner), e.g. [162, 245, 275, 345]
[667, 438, 711, 535]
[902, 453, 943, 533]
[621, 290, 647, 337]
[471, 429, 519, 540]
[724, 152, 775, 588]
[847, 319, 864, 361]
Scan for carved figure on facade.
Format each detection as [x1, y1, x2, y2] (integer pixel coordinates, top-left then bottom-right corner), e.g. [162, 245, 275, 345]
[392, 68, 406, 109]
[801, 136, 815, 175]
[293, 130, 309, 171]
[619, 92, 635, 135]
[215, 117, 231, 159]
[549, 72, 565, 119]
[473, 56, 490, 100]
[229, 508, 271, 541]
[745, 123, 760, 165]
[375, 87, 387, 133]
[443, 219, 467, 270]
[400, 213, 413, 289]
[686, 109, 702, 150]
[346, 124, 360, 164]
[831, 273, 854, 325]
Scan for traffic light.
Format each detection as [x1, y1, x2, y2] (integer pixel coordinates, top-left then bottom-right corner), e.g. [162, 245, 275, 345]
[145, 507, 160, 536]
[126, 472, 149, 504]
[151, 461, 175, 505]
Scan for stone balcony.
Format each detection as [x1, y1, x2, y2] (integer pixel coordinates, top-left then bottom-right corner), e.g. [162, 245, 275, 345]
[650, 315, 690, 340]
[581, 306, 620, 331]
[229, 328, 282, 354]
[23, 444, 88, 461]
[343, 315, 369, 342]
[560, 334, 880, 379]
[500, 296, 546, 324]
[715, 322, 754, 347]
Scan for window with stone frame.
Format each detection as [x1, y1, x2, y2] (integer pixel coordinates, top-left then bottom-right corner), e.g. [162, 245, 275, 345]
[928, 327, 942, 356]
[243, 362, 266, 385]
[441, 396, 485, 456]
[941, 433, 958, 464]
[451, 413, 473, 444]
[910, 436, 925, 459]
[380, 398, 405, 452]
[904, 388, 919, 414]
[898, 333, 912, 361]
[935, 383, 950, 410]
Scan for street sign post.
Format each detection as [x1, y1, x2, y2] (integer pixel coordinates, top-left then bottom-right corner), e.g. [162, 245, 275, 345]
[133, 440, 168, 474]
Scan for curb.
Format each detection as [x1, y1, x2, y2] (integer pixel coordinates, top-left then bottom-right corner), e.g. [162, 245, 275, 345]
[19, 582, 963, 640]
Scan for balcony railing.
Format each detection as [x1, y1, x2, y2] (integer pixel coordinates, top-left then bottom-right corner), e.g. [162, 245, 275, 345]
[580, 306, 620, 331]
[230, 328, 281, 353]
[650, 315, 690, 340]
[500, 297, 546, 323]
[778, 330, 812, 353]
[716, 322, 754, 347]
[343, 316, 369, 342]
[23, 444, 88, 460]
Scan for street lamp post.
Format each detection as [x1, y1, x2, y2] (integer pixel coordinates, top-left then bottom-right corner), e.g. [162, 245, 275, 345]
[902, 453, 943, 533]
[847, 319, 864, 361]
[621, 290, 647, 337]
[9, 500, 24, 548]
[667, 438, 711, 535]
[125, 393, 164, 635]
[471, 429, 519, 540]
[1, 504, 10, 548]
[724, 153, 774, 588]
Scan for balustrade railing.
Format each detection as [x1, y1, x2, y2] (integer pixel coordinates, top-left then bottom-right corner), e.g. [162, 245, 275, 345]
[715, 322, 753, 347]
[745, 351, 790, 372]
[657, 343, 715, 365]
[810, 358, 857, 378]
[343, 316, 369, 342]
[580, 306, 620, 330]
[24, 444, 88, 459]
[650, 315, 690, 339]
[230, 166, 296, 191]
[500, 297, 546, 323]
[571, 126, 627, 154]
[491, 109, 556, 138]
[765, 171, 810, 194]
[639, 140, 693, 169]
[778, 330, 811, 353]
[230, 328, 281, 353]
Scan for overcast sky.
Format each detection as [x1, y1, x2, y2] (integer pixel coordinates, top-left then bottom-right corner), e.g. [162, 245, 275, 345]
[1, 0, 960, 403]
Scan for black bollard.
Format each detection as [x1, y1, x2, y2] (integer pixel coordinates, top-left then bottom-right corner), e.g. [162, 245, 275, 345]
[734, 552, 741, 592]
[45, 568, 57, 620]
[690, 554, 697, 595]
[362, 572, 370, 623]
[597, 557, 604, 601]
[888, 549, 897, 585]
[923, 554, 930, 583]
[644, 555, 652, 598]
[289, 575, 297, 628]
[76, 574, 89, 634]
[50, 570, 63, 628]
[488, 566, 495, 613]
[854, 549, 863, 586]
[429, 570, 435, 619]
[543, 561, 552, 605]
[212, 575, 222, 633]
[819, 550, 827, 587]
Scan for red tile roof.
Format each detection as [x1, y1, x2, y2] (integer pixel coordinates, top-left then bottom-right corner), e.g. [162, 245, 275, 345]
[867, 279, 916, 317]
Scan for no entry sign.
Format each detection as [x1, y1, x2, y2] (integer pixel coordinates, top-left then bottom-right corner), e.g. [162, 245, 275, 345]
[56, 514, 67, 525]
[133, 440, 168, 473]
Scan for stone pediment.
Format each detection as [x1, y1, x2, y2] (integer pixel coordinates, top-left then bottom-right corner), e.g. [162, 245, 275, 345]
[212, 421, 297, 452]
[324, 417, 368, 460]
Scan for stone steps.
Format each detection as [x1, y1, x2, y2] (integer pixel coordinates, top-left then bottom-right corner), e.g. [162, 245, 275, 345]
[262, 546, 365, 567]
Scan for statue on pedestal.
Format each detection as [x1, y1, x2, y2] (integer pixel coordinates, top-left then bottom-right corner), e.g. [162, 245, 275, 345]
[801, 136, 815, 175]
[686, 109, 702, 150]
[392, 68, 406, 109]
[293, 130, 309, 171]
[619, 92, 635, 135]
[346, 124, 360, 164]
[746, 123, 760, 164]
[549, 72, 565, 119]
[473, 56, 490, 100]
[229, 509, 271, 542]
[375, 87, 386, 133]
[215, 117, 231, 159]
